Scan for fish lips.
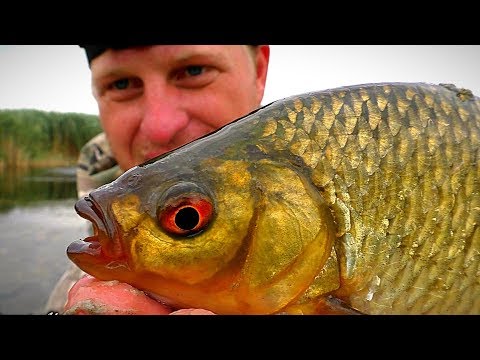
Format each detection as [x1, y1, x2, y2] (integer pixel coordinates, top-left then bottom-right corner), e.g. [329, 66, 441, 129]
[67, 195, 127, 271]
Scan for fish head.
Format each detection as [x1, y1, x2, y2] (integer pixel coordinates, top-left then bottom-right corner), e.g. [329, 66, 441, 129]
[67, 109, 339, 314]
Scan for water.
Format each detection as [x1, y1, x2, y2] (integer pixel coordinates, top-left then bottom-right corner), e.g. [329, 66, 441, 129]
[0, 167, 89, 314]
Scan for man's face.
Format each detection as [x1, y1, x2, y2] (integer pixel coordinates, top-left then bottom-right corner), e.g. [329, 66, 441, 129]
[90, 45, 269, 171]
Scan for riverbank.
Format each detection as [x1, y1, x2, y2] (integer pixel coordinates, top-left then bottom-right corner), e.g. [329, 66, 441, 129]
[0, 157, 77, 171]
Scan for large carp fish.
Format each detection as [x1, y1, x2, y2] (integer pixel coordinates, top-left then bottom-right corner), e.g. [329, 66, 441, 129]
[67, 82, 480, 315]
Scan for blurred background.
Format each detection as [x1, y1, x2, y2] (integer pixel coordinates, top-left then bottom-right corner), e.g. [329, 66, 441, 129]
[1, 45, 479, 314]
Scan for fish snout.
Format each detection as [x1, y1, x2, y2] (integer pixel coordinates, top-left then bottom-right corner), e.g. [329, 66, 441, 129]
[67, 196, 124, 263]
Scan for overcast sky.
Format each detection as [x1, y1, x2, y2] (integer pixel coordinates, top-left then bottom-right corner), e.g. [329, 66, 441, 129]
[1, 45, 479, 116]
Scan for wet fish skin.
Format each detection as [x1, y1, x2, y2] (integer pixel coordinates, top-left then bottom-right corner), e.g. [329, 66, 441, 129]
[257, 82, 480, 314]
[68, 82, 480, 314]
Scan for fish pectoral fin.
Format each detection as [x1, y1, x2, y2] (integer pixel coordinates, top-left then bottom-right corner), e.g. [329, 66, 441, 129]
[278, 295, 363, 315]
[316, 295, 364, 315]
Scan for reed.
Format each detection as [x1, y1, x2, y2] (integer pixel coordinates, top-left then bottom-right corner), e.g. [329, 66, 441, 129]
[0, 109, 102, 169]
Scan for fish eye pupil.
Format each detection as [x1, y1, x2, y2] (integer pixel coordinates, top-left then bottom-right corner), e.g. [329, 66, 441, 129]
[175, 207, 199, 230]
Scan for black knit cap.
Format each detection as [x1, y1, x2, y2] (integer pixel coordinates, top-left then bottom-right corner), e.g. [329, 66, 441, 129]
[80, 44, 260, 66]
[79, 44, 152, 64]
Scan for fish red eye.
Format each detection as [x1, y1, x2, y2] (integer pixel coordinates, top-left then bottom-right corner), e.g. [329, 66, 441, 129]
[158, 196, 214, 236]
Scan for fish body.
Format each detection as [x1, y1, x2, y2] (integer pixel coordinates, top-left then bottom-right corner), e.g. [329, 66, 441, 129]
[68, 82, 480, 314]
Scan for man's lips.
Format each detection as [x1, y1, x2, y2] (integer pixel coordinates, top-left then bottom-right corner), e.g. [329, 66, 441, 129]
[145, 151, 165, 160]
[144, 144, 184, 161]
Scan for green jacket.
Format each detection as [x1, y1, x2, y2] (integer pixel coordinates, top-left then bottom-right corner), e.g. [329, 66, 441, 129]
[76, 132, 124, 198]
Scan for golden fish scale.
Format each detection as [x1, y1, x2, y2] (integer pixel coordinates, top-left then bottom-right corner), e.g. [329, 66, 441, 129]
[258, 83, 480, 314]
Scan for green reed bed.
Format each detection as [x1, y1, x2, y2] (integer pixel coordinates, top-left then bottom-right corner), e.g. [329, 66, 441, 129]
[0, 109, 102, 169]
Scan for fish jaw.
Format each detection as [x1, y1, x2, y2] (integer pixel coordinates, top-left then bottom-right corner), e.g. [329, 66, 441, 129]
[67, 195, 131, 278]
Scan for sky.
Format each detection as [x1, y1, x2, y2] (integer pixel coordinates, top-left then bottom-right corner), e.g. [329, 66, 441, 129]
[1, 45, 479, 116]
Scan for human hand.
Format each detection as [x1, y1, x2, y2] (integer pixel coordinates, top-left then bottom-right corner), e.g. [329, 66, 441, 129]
[63, 275, 215, 315]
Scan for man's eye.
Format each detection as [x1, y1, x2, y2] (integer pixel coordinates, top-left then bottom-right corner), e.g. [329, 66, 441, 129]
[112, 78, 130, 90]
[173, 66, 206, 81]
[172, 65, 217, 88]
[100, 77, 142, 101]
[185, 66, 204, 77]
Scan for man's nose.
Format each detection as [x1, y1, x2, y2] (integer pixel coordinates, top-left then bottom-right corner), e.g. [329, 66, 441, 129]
[139, 89, 189, 144]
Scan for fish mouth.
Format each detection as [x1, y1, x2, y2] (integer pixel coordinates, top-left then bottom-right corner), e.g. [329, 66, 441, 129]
[67, 196, 127, 268]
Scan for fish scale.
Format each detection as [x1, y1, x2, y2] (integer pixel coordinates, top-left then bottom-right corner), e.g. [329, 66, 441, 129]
[257, 83, 480, 313]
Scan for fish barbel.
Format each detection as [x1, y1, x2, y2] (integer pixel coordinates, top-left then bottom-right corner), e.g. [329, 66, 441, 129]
[67, 82, 480, 314]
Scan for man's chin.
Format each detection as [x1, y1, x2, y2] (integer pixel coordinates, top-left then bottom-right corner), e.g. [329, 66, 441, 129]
[63, 275, 215, 315]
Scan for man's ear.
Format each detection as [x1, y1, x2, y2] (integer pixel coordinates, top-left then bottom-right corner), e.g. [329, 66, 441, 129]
[254, 45, 270, 104]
